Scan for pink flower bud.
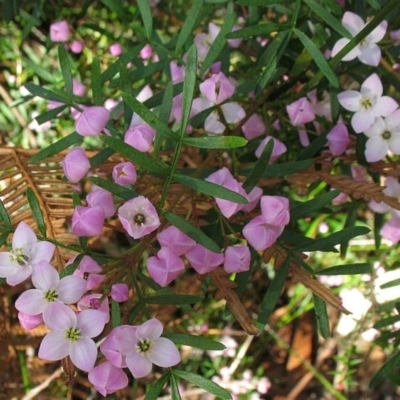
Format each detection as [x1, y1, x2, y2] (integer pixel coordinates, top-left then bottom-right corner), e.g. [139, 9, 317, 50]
[124, 124, 156, 152]
[140, 44, 153, 59]
[147, 247, 185, 286]
[18, 311, 43, 330]
[224, 246, 251, 273]
[200, 72, 235, 104]
[242, 114, 266, 140]
[69, 40, 84, 54]
[72, 206, 105, 236]
[49, 20, 70, 42]
[75, 106, 110, 136]
[86, 189, 115, 218]
[286, 97, 315, 126]
[109, 43, 123, 57]
[72, 79, 86, 97]
[327, 123, 350, 155]
[241, 186, 263, 213]
[243, 216, 284, 251]
[72, 255, 104, 290]
[186, 244, 224, 274]
[260, 196, 290, 226]
[62, 147, 90, 183]
[170, 61, 185, 84]
[112, 162, 137, 186]
[111, 283, 130, 302]
[157, 226, 196, 256]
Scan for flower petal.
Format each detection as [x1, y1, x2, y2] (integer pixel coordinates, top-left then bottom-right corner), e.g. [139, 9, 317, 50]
[43, 302, 77, 331]
[39, 331, 70, 361]
[365, 136, 389, 162]
[148, 337, 181, 367]
[137, 318, 163, 341]
[58, 275, 87, 304]
[337, 91, 362, 112]
[31, 261, 59, 291]
[12, 222, 37, 251]
[15, 289, 48, 315]
[70, 337, 97, 372]
[77, 309, 107, 338]
[126, 351, 153, 378]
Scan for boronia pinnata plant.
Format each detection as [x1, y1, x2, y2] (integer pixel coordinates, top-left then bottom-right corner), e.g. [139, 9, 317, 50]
[1, 0, 400, 398]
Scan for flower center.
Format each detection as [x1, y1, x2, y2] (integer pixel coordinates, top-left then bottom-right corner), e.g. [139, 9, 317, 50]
[65, 327, 81, 342]
[44, 290, 58, 303]
[360, 95, 373, 109]
[10, 248, 30, 267]
[136, 339, 154, 355]
[382, 130, 391, 140]
[134, 213, 146, 225]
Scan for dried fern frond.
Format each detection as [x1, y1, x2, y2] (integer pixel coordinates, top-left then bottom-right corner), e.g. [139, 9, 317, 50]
[0, 147, 78, 269]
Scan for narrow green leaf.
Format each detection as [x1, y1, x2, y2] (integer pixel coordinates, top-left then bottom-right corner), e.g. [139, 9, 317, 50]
[101, 136, 168, 175]
[145, 373, 170, 400]
[303, 0, 351, 38]
[313, 294, 330, 338]
[111, 301, 121, 328]
[90, 147, 115, 167]
[163, 334, 226, 351]
[316, 263, 371, 276]
[175, 0, 204, 53]
[144, 294, 203, 305]
[173, 370, 231, 400]
[29, 133, 82, 162]
[261, 159, 314, 177]
[35, 105, 68, 125]
[180, 45, 197, 136]
[91, 57, 102, 105]
[237, 0, 280, 4]
[89, 177, 136, 200]
[374, 315, 400, 330]
[0, 198, 11, 226]
[163, 211, 221, 253]
[294, 226, 370, 253]
[380, 278, 400, 290]
[60, 253, 84, 278]
[58, 45, 73, 96]
[170, 373, 182, 400]
[297, 131, 329, 160]
[243, 138, 274, 193]
[137, 0, 153, 40]
[26, 188, 46, 237]
[173, 174, 248, 204]
[370, 351, 400, 389]
[258, 257, 290, 325]
[0, 233, 9, 247]
[182, 136, 247, 149]
[226, 22, 290, 38]
[24, 82, 67, 103]
[294, 28, 338, 87]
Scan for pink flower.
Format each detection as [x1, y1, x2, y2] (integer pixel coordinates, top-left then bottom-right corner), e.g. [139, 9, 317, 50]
[75, 106, 110, 136]
[364, 110, 400, 162]
[72, 79, 86, 97]
[109, 43, 122, 57]
[77, 294, 110, 324]
[241, 186, 263, 213]
[112, 162, 137, 186]
[0, 222, 55, 286]
[331, 12, 387, 66]
[380, 216, 400, 244]
[243, 216, 284, 251]
[327, 123, 350, 155]
[224, 246, 251, 273]
[369, 176, 400, 214]
[111, 283, 129, 302]
[86, 189, 115, 218]
[338, 73, 398, 133]
[157, 226, 196, 256]
[286, 97, 315, 126]
[242, 114, 266, 140]
[260, 196, 290, 226]
[220, 102, 246, 124]
[71, 206, 105, 237]
[38, 302, 106, 372]
[69, 40, 84, 54]
[18, 312, 43, 330]
[255, 136, 287, 162]
[170, 61, 185, 84]
[200, 73, 235, 105]
[124, 124, 156, 152]
[140, 44, 153, 60]
[118, 196, 161, 239]
[186, 244, 224, 274]
[125, 318, 181, 378]
[62, 147, 90, 183]
[147, 247, 185, 286]
[49, 20, 70, 42]
[15, 261, 86, 316]
[88, 361, 129, 396]
[72, 255, 104, 291]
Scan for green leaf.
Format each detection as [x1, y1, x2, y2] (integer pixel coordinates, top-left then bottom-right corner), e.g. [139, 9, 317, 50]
[173, 174, 248, 204]
[374, 315, 400, 330]
[297, 131, 328, 160]
[316, 263, 371, 276]
[0, 233, 9, 247]
[173, 370, 231, 399]
[243, 137, 274, 193]
[293, 28, 338, 87]
[294, 226, 370, 253]
[370, 351, 400, 389]
[163, 334, 226, 350]
[303, 0, 351, 38]
[237, 0, 280, 4]
[137, 0, 153, 40]
[258, 257, 290, 325]
[101, 136, 168, 175]
[182, 136, 248, 149]
[35, 105, 69, 125]
[145, 373, 170, 400]
[180, 44, 197, 136]
[29, 133, 82, 162]
[170, 373, 182, 400]
[24, 82, 67, 103]
[60, 254, 84, 278]
[261, 159, 314, 177]
[175, 0, 204, 53]
[313, 294, 330, 338]
[26, 188, 46, 237]
[144, 294, 203, 305]
[89, 177, 136, 200]
[111, 301, 121, 328]
[226, 22, 289, 38]
[58, 45, 73, 97]
[380, 278, 400, 290]
[290, 190, 340, 220]
[91, 57, 103, 105]
[0, 198, 11, 226]
[163, 211, 221, 253]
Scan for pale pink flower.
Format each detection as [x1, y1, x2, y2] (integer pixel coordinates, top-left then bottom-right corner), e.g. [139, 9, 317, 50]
[15, 261, 86, 316]
[69, 40, 84, 54]
[170, 61, 185, 84]
[109, 43, 122, 57]
[49, 20, 70, 42]
[369, 176, 400, 215]
[71, 206, 105, 237]
[255, 136, 287, 162]
[204, 112, 226, 134]
[200, 73, 235, 105]
[124, 124, 156, 152]
[186, 244, 224, 274]
[147, 247, 185, 286]
[86, 189, 115, 218]
[327, 123, 350, 155]
[243, 216, 284, 251]
[286, 97, 315, 126]
[224, 246, 251, 273]
[112, 162, 137, 186]
[331, 11, 387, 66]
[157, 226, 196, 256]
[260, 196, 290, 226]
[77, 294, 110, 324]
[380, 216, 400, 244]
[242, 114, 266, 140]
[220, 102, 246, 124]
[118, 196, 161, 239]
[111, 283, 129, 302]
[140, 44, 153, 60]
[71, 255, 104, 291]
[75, 106, 110, 136]
[338, 73, 398, 133]
[241, 186, 263, 213]
[62, 147, 90, 183]
[89, 361, 129, 396]
[0, 222, 55, 286]
[39, 302, 106, 372]
[18, 312, 43, 330]
[72, 79, 86, 97]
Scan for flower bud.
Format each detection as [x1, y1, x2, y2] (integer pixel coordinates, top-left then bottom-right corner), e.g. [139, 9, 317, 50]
[75, 106, 110, 136]
[62, 147, 90, 183]
[72, 206, 105, 236]
[50, 20, 70, 42]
